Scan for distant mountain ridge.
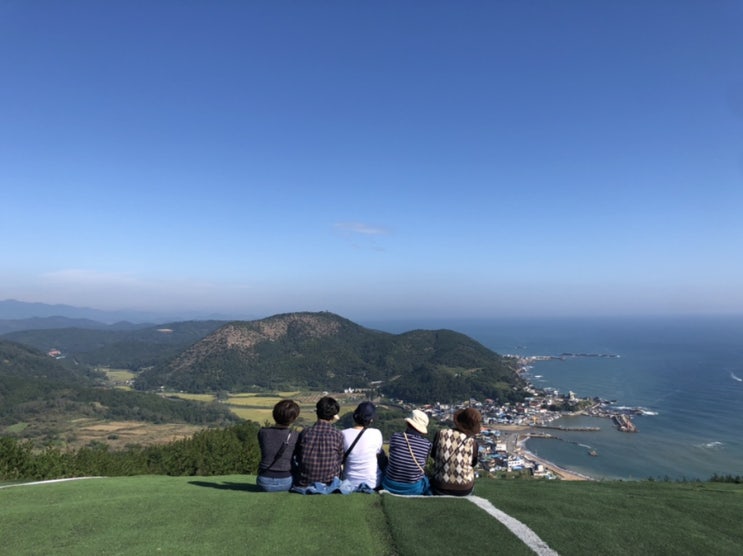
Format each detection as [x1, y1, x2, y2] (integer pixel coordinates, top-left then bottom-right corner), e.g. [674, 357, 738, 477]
[2, 320, 227, 370]
[0, 316, 147, 336]
[0, 299, 259, 327]
[135, 311, 526, 403]
[0, 299, 151, 323]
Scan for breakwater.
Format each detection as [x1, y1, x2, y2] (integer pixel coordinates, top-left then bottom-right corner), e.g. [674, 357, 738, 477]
[533, 425, 601, 432]
[612, 414, 637, 432]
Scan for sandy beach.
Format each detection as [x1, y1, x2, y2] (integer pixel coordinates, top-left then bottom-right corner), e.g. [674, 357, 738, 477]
[516, 434, 592, 481]
[519, 446, 592, 481]
[493, 424, 592, 481]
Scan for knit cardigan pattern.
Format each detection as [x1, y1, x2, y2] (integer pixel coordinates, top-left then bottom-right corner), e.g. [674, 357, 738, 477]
[432, 429, 476, 487]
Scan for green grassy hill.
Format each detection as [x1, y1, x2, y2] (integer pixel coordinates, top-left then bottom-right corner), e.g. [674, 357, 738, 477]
[2, 475, 741, 555]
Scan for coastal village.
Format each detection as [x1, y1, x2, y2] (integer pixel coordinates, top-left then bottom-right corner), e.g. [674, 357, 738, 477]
[48, 344, 642, 480]
[397, 355, 647, 481]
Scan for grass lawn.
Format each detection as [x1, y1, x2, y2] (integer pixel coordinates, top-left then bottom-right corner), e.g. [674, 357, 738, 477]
[476, 479, 743, 555]
[2, 476, 742, 555]
[1, 476, 393, 555]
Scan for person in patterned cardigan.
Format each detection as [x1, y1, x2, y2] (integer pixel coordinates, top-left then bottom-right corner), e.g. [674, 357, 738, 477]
[430, 408, 481, 496]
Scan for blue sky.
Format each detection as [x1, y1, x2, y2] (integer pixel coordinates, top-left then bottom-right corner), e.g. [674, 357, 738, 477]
[1, 1, 742, 320]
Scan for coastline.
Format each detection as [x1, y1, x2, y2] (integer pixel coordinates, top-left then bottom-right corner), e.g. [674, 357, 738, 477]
[456, 317, 743, 481]
[517, 439, 593, 481]
[489, 424, 593, 481]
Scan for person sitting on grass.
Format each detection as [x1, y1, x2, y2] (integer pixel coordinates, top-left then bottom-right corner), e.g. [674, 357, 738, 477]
[381, 409, 432, 495]
[341, 401, 385, 490]
[292, 396, 344, 491]
[430, 407, 481, 497]
[256, 399, 300, 492]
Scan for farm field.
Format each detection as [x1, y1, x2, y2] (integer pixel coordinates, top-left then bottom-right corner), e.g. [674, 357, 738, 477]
[2, 388, 368, 451]
[99, 368, 136, 387]
[2, 475, 742, 555]
[172, 391, 364, 425]
[72, 420, 205, 449]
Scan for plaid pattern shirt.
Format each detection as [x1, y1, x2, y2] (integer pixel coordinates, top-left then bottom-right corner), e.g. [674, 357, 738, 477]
[294, 420, 344, 487]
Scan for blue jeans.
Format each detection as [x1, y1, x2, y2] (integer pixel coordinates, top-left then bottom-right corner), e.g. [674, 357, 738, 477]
[290, 476, 354, 495]
[381, 476, 431, 495]
[257, 475, 293, 492]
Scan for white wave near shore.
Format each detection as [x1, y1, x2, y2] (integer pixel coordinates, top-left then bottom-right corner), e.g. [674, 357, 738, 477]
[696, 441, 724, 450]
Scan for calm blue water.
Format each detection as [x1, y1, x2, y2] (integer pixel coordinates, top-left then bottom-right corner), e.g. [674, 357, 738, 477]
[364, 316, 743, 480]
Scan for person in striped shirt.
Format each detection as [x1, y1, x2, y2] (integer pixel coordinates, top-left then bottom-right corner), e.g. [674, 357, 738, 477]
[381, 409, 432, 495]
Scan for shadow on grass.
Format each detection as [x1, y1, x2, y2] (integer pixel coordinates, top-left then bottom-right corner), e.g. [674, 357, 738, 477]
[188, 480, 263, 493]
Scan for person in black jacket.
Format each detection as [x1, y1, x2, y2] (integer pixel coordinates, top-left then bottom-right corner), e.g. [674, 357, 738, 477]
[257, 400, 300, 492]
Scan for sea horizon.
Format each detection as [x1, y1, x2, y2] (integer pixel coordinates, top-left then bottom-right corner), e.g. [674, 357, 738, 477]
[364, 314, 743, 481]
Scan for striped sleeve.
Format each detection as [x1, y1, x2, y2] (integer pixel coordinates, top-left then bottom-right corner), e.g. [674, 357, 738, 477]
[385, 431, 431, 483]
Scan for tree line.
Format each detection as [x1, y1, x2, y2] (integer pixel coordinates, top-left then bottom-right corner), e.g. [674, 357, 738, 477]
[0, 421, 261, 481]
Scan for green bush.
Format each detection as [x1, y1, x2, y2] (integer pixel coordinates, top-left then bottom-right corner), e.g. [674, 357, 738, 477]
[0, 421, 261, 480]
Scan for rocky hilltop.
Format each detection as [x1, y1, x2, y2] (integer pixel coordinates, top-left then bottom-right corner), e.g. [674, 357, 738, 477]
[135, 312, 526, 403]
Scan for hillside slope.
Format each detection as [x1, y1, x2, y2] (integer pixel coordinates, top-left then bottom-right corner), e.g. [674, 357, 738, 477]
[2, 320, 226, 369]
[135, 312, 525, 402]
[0, 341, 237, 441]
[2, 475, 741, 556]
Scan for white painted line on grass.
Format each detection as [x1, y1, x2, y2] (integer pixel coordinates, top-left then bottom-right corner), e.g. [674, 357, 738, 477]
[468, 495, 559, 556]
[0, 477, 105, 490]
[380, 490, 558, 556]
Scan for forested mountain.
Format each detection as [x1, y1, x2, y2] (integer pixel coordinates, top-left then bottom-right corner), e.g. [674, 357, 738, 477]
[2, 311, 527, 407]
[0, 341, 237, 441]
[2, 320, 226, 370]
[0, 339, 90, 387]
[135, 312, 526, 403]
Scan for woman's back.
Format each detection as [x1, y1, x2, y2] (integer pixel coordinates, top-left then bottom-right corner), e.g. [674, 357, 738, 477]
[385, 430, 431, 483]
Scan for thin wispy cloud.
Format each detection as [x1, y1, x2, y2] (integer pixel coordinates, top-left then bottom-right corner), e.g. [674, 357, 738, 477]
[333, 222, 390, 253]
[333, 222, 390, 236]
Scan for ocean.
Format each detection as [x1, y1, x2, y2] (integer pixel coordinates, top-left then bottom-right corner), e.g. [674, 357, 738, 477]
[364, 315, 743, 480]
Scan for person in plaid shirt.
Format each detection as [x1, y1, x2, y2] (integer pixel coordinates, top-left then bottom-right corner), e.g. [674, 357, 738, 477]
[293, 396, 344, 487]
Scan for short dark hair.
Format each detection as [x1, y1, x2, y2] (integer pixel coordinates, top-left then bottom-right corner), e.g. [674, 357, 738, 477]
[352, 401, 376, 427]
[273, 399, 300, 426]
[315, 396, 340, 421]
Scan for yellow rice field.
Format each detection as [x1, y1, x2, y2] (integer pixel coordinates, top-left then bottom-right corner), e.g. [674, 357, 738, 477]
[226, 395, 285, 407]
[227, 407, 274, 423]
[172, 393, 217, 402]
[168, 391, 361, 424]
[100, 368, 137, 382]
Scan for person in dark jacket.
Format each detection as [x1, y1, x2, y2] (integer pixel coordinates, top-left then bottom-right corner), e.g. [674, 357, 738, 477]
[257, 399, 300, 492]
